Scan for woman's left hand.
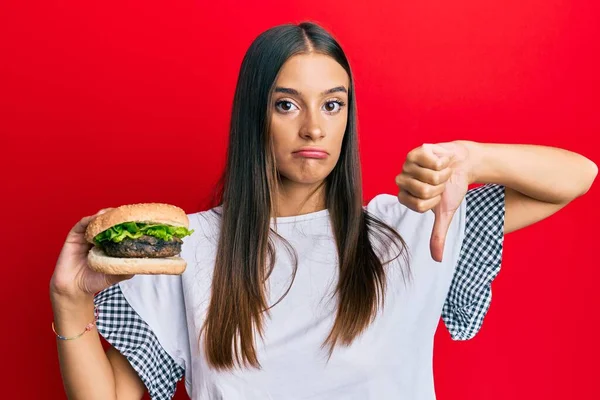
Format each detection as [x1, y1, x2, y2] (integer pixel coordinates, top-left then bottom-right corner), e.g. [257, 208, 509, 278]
[395, 141, 476, 262]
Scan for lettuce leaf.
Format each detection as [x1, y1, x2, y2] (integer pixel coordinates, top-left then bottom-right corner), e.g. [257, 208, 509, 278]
[94, 222, 194, 244]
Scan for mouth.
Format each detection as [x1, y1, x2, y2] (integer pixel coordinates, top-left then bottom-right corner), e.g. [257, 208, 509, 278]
[292, 147, 329, 160]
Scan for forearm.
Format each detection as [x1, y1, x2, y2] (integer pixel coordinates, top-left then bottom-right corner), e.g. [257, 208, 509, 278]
[51, 293, 117, 400]
[465, 141, 598, 204]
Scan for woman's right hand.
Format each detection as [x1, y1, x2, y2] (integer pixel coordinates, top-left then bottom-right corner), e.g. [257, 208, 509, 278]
[50, 211, 145, 400]
[50, 209, 133, 302]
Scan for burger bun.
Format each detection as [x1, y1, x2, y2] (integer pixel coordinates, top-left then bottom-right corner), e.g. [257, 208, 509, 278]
[85, 203, 190, 275]
[87, 247, 187, 275]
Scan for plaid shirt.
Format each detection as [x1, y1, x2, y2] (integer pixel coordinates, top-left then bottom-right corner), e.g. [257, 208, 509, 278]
[95, 183, 505, 400]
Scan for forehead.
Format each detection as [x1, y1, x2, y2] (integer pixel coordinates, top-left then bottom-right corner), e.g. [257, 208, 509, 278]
[275, 53, 349, 92]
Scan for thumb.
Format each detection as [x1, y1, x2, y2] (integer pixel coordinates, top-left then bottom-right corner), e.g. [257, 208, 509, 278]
[430, 209, 455, 262]
[104, 273, 135, 287]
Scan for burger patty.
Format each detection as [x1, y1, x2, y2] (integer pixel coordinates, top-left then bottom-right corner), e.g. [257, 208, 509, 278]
[101, 235, 183, 258]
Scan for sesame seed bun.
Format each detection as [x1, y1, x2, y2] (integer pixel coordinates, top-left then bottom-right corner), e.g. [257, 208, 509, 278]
[85, 203, 189, 244]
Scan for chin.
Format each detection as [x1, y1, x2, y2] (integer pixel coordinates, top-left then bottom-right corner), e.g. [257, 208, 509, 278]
[277, 160, 338, 185]
[280, 171, 330, 186]
[288, 177, 327, 186]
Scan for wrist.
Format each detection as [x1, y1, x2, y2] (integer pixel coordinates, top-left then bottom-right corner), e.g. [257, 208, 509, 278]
[458, 140, 492, 185]
[51, 294, 97, 338]
[50, 285, 95, 312]
[49, 274, 95, 301]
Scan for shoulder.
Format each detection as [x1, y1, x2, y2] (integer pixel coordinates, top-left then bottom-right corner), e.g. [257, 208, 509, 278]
[366, 193, 411, 223]
[366, 194, 405, 216]
[183, 207, 222, 248]
[365, 193, 437, 235]
[180, 207, 221, 284]
[95, 282, 187, 398]
[188, 206, 222, 233]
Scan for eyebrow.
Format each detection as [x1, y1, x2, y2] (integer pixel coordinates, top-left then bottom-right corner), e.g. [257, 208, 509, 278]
[274, 86, 348, 96]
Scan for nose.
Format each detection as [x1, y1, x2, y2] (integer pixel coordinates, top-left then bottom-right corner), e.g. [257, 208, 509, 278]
[299, 109, 325, 141]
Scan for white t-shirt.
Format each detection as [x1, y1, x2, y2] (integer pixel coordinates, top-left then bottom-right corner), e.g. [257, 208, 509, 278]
[94, 184, 505, 400]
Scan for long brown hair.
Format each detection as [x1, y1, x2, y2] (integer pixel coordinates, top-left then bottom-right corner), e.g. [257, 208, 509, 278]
[203, 22, 410, 370]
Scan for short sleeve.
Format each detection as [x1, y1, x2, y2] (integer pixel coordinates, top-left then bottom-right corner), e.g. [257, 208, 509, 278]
[442, 183, 506, 340]
[94, 273, 190, 399]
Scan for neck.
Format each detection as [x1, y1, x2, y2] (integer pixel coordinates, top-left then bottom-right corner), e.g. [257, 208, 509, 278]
[274, 179, 327, 217]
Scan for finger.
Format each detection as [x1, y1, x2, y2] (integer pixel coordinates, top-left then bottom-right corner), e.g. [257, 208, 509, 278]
[104, 274, 135, 286]
[397, 189, 442, 213]
[82, 272, 135, 295]
[396, 174, 446, 200]
[430, 210, 455, 262]
[427, 143, 454, 157]
[401, 162, 453, 186]
[71, 208, 113, 235]
[71, 215, 95, 235]
[409, 144, 453, 171]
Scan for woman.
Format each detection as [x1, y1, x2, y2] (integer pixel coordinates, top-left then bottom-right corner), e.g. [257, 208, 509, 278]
[50, 22, 597, 399]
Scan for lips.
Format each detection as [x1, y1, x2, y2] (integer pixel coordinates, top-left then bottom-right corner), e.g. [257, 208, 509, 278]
[292, 148, 329, 159]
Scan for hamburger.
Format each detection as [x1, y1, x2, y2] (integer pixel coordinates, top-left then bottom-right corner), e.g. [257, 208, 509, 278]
[84, 203, 194, 275]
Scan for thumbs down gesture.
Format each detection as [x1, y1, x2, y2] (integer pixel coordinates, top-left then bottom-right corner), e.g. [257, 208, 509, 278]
[395, 141, 474, 262]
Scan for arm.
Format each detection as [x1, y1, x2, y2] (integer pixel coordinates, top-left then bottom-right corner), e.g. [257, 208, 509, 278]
[108, 346, 147, 399]
[51, 210, 146, 400]
[51, 293, 145, 400]
[463, 141, 598, 234]
[396, 141, 597, 260]
[51, 292, 145, 400]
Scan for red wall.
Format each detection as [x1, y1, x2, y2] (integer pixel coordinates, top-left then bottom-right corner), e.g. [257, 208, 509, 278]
[2, 1, 599, 399]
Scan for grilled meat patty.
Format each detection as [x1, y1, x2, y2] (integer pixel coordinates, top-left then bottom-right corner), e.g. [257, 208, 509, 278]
[101, 235, 183, 258]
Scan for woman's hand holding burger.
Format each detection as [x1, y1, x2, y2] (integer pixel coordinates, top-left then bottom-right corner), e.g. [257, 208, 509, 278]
[48, 203, 193, 371]
[50, 209, 134, 303]
[49, 208, 135, 341]
[50, 203, 193, 334]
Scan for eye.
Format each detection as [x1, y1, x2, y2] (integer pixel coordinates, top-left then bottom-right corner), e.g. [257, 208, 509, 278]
[323, 100, 346, 114]
[275, 100, 298, 113]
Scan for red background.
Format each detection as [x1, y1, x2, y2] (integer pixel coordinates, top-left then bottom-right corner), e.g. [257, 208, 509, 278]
[2, 0, 599, 399]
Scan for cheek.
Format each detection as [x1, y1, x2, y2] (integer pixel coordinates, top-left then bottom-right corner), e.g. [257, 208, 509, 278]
[271, 138, 290, 167]
[329, 115, 348, 153]
[270, 116, 296, 152]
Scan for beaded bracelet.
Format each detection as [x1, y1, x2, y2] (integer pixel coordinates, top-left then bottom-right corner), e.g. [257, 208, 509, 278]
[52, 306, 99, 341]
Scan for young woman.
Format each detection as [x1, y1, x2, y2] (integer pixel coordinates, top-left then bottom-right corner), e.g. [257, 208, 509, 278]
[50, 22, 597, 400]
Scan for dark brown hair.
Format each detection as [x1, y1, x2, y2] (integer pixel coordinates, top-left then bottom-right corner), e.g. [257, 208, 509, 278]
[203, 22, 410, 369]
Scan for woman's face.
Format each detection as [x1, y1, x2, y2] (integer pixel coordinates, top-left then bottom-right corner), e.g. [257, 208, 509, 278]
[270, 53, 350, 186]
